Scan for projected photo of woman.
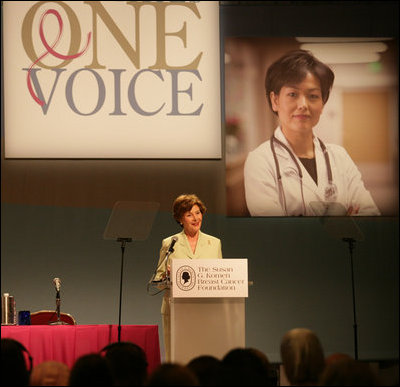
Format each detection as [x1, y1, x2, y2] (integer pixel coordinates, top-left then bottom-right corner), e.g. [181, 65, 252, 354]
[243, 49, 381, 216]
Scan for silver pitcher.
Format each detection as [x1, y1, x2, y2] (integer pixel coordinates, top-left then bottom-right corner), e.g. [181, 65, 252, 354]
[1, 293, 17, 325]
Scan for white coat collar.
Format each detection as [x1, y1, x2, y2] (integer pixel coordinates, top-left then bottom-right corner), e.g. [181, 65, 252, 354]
[273, 127, 328, 198]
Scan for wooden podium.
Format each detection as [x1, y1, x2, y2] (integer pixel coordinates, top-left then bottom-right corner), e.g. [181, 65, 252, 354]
[170, 259, 248, 363]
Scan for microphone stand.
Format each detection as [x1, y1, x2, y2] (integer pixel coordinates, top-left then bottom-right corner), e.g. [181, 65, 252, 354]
[50, 289, 69, 325]
[343, 237, 358, 360]
[164, 248, 175, 286]
[117, 237, 132, 342]
[146, 248, 174, 297]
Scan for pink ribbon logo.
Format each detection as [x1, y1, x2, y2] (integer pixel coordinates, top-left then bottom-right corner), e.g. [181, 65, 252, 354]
[27, 9, 92, 106]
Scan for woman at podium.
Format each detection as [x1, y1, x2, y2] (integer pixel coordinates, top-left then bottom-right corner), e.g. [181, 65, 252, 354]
[154, 193, 223, 361]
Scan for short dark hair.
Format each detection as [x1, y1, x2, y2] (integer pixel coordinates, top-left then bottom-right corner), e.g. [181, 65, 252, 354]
[1, 338, 32, 386]
[101, 341, 148, 386]
[173, 194, 207, 225]
[265, 49, 334, 113]
[69, 354, 113, 386]
[146, 363, 199, 386]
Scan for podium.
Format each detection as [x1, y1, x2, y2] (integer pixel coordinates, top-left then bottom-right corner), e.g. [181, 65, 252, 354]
[170, 259, 248, 363]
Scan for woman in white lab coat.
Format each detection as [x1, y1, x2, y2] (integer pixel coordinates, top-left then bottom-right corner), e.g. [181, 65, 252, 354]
[244, 50, 380, 216]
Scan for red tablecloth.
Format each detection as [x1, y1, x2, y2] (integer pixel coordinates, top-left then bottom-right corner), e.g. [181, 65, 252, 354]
[1, 324, 161, 372]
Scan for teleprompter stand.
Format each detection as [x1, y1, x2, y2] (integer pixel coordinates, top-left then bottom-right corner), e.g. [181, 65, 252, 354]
[310, 202, 364, 360]
[342, 237, 359, 359]
[103, 201, 159, 342]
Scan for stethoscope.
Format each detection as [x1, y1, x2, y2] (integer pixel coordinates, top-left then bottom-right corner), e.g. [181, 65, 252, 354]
[270, 135, 338, 215]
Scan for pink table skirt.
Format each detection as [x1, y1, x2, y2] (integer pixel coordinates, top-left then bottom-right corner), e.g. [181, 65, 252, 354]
[1, 324, 161, 372]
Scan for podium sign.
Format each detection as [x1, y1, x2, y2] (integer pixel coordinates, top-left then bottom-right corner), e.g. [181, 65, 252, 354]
[171, 258, 248, 298]
[170, 259, 247, 363]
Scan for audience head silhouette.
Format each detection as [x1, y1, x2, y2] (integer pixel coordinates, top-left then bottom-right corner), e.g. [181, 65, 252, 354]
[101, 341, 148, 386]
[187, 355, 226, 386]
[69, 353, 113, 386]
[280, 328, 325, 385]
[222, 347, 272, 386]
[1, 338, 31, 386]
[319, 357, 379, 386]
[145, 362, 199, 386]
[30, 360, 70, 386]
[325, 352, 353, 365]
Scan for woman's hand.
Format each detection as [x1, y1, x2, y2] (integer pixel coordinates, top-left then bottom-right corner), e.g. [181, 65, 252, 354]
[161, 264, 171, 279]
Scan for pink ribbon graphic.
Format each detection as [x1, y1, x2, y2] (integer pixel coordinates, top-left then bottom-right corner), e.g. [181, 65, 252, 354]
[27, 9, 92, 106]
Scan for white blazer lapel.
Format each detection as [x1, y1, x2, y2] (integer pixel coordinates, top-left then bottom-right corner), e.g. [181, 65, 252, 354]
[179, 231, 195, 259]
[193, 232, 207, 259]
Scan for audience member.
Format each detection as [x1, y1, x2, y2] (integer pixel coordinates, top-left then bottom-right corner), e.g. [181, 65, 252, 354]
[145, 363, 199, 386]
[187, 355, 227, 386]
[30, 360, 70, 386]
[1, 338, 31, 386]
[101, 341, 148, 386]
[222, 347, 272, 386]
[68, 353, 113, 386]
[280, 328, 325, 385]
[319, 358, 379, 386]
[325, 352, 353, 365]
[3, 335, 388, 386]
[248, 348, 278, 386]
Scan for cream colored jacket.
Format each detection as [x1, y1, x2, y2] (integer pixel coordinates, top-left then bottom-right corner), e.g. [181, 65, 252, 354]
[155, 230, 223, 314]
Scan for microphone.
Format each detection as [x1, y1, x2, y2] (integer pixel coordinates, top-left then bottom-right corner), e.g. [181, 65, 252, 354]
[168, 236, 178, 253]
[50, 277, 69, 325]
[53, 277, 61, 293]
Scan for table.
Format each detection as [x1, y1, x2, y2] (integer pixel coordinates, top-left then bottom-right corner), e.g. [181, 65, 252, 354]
[1, 324, 161, 372]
